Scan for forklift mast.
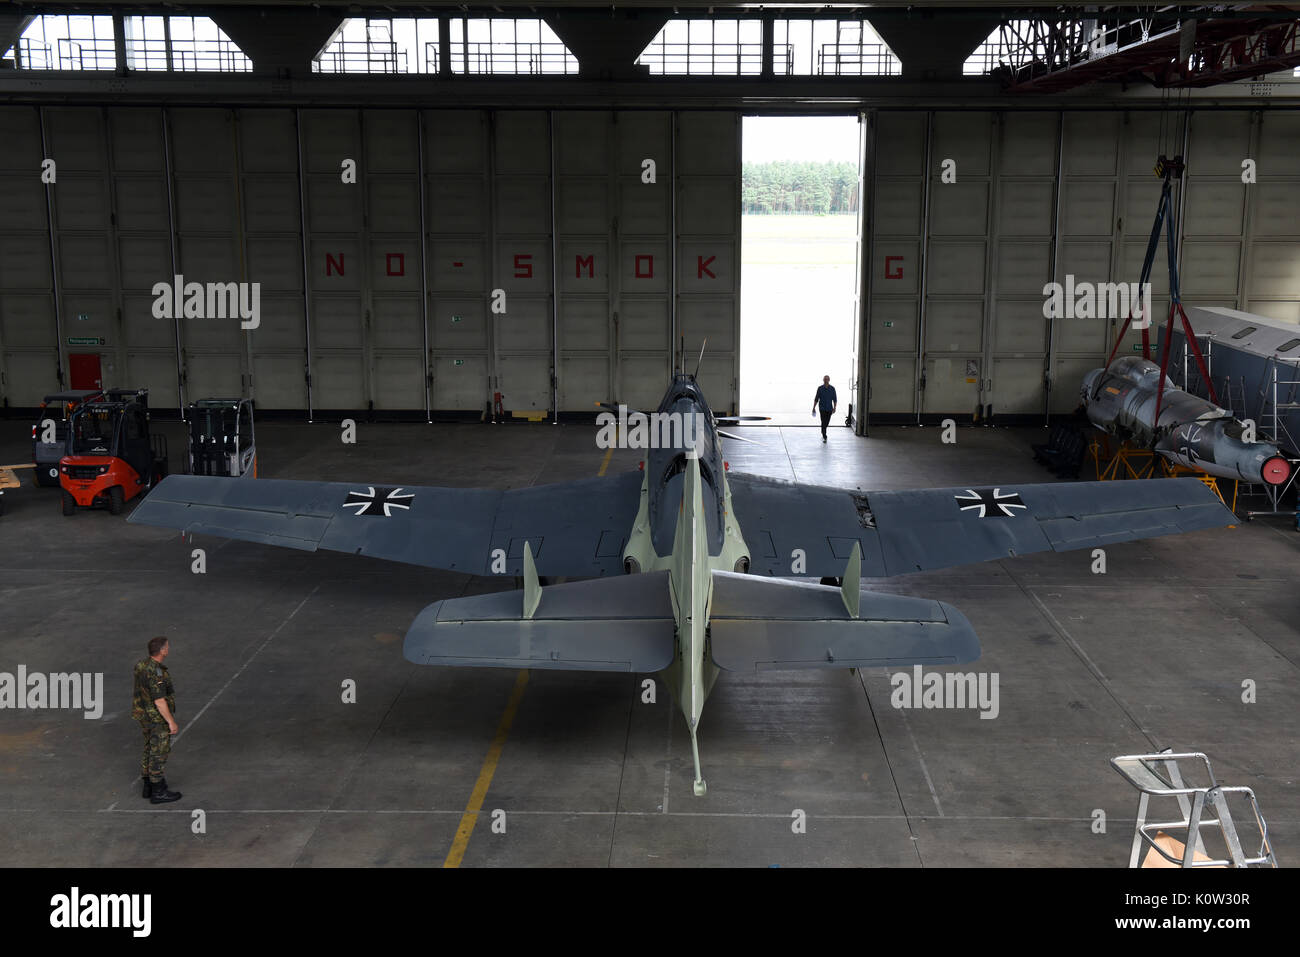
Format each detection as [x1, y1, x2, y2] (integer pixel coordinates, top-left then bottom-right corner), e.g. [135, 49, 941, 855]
[188, 398, 257, 478]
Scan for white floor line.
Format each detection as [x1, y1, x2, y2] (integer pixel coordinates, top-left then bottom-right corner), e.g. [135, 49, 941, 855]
[67, 807, 1175, 823]
[896, 706, 944, 818]
[106, 584, 320, 807]
[661, 703, 672, 815]
[176, 583, 320, 742]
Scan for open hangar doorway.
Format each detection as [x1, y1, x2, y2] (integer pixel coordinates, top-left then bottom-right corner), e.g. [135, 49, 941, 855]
[739, 114, 862, 424]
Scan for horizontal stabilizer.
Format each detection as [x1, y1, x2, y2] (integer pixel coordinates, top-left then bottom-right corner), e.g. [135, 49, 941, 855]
[708, 571, 979, 671]
[404, 570, 675, 672]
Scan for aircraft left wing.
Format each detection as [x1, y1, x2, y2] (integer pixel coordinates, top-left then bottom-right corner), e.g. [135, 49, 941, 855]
[127, 471, 645, 577]
[728, 474, 1235, 579]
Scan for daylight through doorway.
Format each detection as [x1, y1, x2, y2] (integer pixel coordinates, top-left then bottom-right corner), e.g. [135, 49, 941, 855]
[739, 115, 861, 422]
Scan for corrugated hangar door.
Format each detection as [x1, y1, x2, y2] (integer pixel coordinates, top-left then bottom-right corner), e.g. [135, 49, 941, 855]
[615, 111, 673, 412]
[44, 108, 124, 400]
[991, 112, 1057, 416]
[0, 107, 56, 406]
[493, 111, 553, 415]
[923, 111, 992, 418]
[171, 108, 246, 404]
[554, 110, 615, 413]
[1245, 112, 1300, 320]
[1181, 112, 1251, 315]
[1054, 111, 1127, 414]
[301, 109, 368, 413]
[237, 109, 306, 411]
[866, 112, 925, 416]
[425, 110, 490, 413]
[112, 109, 178, 409]
[677, 112, 739, 415]
[363, 110, 423, 412]
[553, 110, 679, 414]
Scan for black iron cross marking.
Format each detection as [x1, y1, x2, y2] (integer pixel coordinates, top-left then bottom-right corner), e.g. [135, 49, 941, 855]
[343, 486, 414, 517]
[954, 488, 1026, 518]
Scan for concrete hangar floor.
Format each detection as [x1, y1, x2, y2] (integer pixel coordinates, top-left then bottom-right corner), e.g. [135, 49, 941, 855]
[1, 416, 1296, 867]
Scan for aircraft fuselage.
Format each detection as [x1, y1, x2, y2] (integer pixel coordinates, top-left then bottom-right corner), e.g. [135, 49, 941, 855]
[620, 375, 751, 795]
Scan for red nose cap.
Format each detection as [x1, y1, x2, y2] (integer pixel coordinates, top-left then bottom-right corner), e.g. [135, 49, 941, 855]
[1262, 456, 1291, 486]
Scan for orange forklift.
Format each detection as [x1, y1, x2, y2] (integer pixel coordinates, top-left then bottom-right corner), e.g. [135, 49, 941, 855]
[59, 388, 169, 515]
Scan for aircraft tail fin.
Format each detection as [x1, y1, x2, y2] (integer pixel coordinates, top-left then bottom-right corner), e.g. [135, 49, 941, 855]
[707, 571, 979, 671]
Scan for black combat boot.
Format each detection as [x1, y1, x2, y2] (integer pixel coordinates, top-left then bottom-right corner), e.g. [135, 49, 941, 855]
[142, 776, 151, 799]
[149, 778, 182, 804]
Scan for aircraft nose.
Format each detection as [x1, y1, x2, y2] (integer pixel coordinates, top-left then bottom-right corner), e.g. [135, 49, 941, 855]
[1262, 456, 1291, 486]
[1080, 369, 1101, 401]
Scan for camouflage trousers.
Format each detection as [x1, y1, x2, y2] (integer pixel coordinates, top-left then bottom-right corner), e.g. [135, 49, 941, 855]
[138, 720, 172, 784]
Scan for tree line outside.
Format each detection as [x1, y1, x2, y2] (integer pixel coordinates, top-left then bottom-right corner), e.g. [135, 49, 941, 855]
[742, 160, 860, 215]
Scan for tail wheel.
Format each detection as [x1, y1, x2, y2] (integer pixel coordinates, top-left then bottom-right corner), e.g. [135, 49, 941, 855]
[61, 491, 75, 516]
[108, 486, 124, 515]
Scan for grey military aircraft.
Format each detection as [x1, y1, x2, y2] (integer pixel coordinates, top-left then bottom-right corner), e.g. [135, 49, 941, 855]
[129, 370, 1235, 795]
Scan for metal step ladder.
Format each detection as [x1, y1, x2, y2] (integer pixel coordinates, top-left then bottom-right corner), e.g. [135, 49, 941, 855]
[1111, 749, 1277, 868]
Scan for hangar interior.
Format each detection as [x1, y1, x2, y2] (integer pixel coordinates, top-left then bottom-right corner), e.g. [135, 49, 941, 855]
[0, 1, 1297, 868]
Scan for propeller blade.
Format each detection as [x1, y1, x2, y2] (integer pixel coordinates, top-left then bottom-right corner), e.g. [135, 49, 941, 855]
[718, 429, 763, 445]
[716, 415, 772, 423]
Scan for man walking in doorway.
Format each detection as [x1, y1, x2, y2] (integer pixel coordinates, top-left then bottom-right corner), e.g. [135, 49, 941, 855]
[812, 375, 837, 442]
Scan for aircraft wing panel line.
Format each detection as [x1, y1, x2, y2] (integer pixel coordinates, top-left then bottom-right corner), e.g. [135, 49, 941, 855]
[727, 473, 1235, 579]
[707, 571, 980, 671]
[403, 571, 676, 673]
[128, 471, 645, 576]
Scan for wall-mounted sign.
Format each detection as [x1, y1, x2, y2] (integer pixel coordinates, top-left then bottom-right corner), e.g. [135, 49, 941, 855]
[883, 362, 894, 370]
[75, 313, 90, 321]
[67, 337, 104, 346]
[452, 359, 464, 366]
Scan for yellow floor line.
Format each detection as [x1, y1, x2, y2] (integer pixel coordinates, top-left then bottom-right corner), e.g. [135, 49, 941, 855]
[443, 669, 530, 868]
[443, 446, 615, 866]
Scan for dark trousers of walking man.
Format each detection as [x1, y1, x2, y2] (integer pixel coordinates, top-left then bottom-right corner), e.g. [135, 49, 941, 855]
[818, 406, 833, 440]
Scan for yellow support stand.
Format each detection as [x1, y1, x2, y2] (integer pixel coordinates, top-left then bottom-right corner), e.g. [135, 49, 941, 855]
[1094, 440, 1157, 481]
[1088, 437, 1241, 525]
[1158, 460, 1238, 512]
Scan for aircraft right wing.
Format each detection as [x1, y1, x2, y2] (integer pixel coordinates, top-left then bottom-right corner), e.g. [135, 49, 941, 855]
[728, 474, 1235, 579]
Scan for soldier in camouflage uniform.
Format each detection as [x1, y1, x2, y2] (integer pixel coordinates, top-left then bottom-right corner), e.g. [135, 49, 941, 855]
[132, 636, 182, 804]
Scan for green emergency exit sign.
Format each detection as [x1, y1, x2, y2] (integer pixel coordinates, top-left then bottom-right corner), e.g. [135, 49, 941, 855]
[883, 321, 894, 328]
[67, 336, 104, 346]
[451, 315, 463, 323]
[883, 362, 894, 369]
[1133, 344, 1144, 351]
[452, 359, 465, 366]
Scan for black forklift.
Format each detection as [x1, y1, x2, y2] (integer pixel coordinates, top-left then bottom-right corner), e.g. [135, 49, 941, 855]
[60, 388, 169, 515]
[31, 389, 105, 486]
[187, 398, 257, 477]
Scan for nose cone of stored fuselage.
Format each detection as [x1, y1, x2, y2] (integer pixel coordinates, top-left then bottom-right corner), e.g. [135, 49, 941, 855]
[1081, 368, 1103, 405]
[1262, 455, 1291, 486]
